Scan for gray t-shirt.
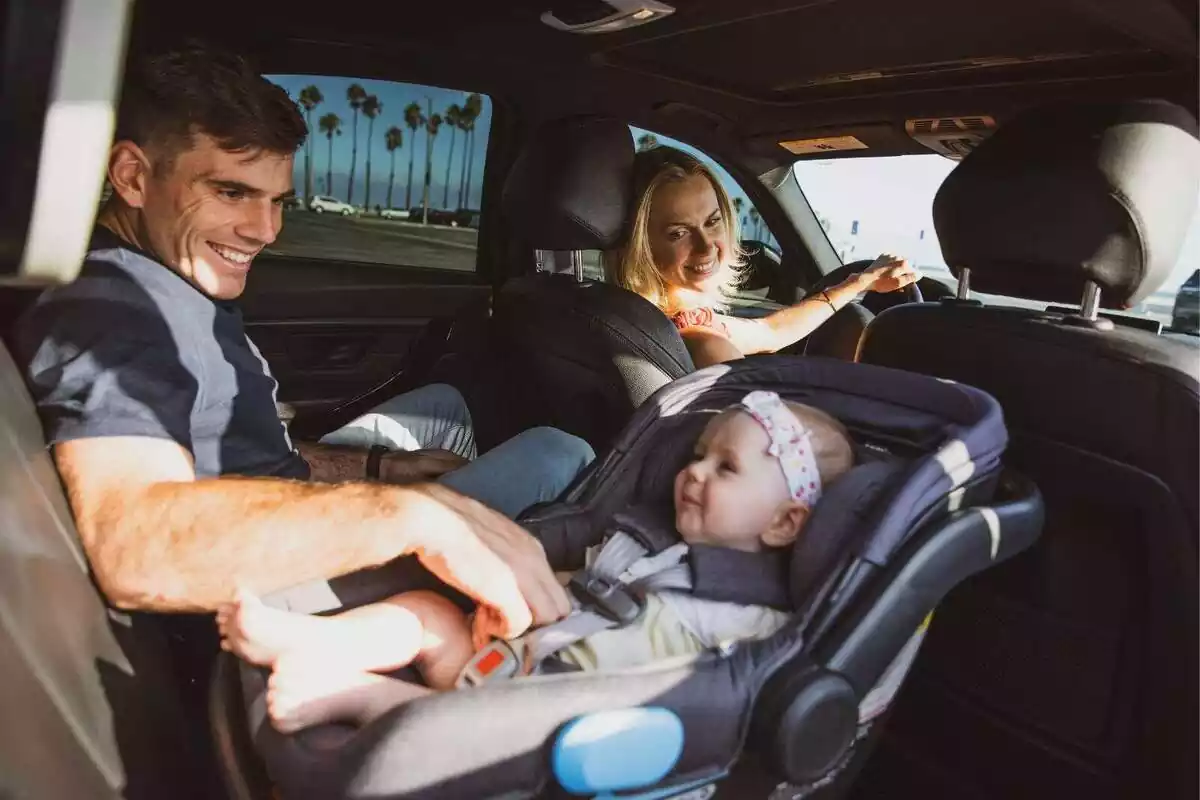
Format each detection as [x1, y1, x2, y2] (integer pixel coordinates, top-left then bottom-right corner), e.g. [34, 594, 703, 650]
[16, 228, 310, 480]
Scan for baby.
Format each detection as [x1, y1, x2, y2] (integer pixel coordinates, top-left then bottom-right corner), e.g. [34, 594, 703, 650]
[217, 391, 854, 733]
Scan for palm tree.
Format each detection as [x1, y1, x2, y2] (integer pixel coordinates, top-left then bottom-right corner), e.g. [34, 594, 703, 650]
[421, 105, 443, 223]
[384, 126, 403, 210]
[748, 207, 762, 240]
[345, 83, 367, 205]
[403, 101, 424, 209]
[317, 113, 342, 201]
[361, 94, 382, 212]
[298, 85, 323, 202]
[461, 93, 483, 210]
[637, 133, 659, 152]
[456, 104, 471, 209]
[442, 104, 462, 209]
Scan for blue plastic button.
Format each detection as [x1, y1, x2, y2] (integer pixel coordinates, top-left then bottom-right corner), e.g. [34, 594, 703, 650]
[552, 707, 685, 795]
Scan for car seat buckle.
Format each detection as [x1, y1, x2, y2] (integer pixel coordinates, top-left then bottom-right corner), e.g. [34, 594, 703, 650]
[455, 638, 523, 689]
[568, 572, 642, 625]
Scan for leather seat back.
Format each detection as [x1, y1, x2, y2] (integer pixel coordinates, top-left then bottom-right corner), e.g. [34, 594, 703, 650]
[494, 272, 692, 447]
[0, 342, 209, 799]
[0, 1, 219, 793]
[857, 99, 1200, 800]
[493, 116, 694, 451]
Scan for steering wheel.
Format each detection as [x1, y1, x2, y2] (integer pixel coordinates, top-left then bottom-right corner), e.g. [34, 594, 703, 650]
[805, 259, 924, 316]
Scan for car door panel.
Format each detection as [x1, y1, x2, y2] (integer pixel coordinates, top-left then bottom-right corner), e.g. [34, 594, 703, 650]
[240, 257, 491, 420]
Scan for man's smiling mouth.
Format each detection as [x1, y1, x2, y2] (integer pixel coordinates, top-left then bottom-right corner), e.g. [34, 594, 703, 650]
[208, 242, 257, 269]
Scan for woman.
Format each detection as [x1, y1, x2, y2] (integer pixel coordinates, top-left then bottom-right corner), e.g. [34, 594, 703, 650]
[605, 147, 921, 368]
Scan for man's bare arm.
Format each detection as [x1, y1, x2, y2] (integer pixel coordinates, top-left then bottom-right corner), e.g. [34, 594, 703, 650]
[54, 436, 565, 631]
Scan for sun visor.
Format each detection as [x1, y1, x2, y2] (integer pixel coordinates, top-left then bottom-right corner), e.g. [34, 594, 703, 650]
[0, 0, 129, 288]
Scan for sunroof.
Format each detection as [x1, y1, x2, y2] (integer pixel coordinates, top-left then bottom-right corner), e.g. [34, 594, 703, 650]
[594, 0, 1151, 102]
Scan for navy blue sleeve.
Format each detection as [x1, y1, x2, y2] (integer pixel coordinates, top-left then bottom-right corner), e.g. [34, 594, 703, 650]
[16, 275, 201, 453]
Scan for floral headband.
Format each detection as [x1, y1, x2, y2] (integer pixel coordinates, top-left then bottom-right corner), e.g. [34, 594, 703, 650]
[738, 390, 823, 509]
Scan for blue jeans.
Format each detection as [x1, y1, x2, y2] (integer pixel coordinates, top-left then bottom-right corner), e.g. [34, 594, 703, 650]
[319, 384, 594, 518]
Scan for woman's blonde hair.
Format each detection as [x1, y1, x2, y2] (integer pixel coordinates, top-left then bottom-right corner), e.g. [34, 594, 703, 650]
[604, 146, 746, 314]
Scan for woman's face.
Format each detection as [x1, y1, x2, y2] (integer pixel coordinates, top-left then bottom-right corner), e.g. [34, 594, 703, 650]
[647, 173, 729, 297]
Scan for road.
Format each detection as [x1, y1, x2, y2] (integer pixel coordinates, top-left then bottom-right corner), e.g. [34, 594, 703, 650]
[267, 209, 480, 273]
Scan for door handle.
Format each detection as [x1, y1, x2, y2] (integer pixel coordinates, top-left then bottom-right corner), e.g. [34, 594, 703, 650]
[323, 341, 368, 368]
[288, 336, 372, 370]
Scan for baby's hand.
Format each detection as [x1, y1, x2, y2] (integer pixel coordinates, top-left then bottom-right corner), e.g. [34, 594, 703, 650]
[861, 254, 920, 293]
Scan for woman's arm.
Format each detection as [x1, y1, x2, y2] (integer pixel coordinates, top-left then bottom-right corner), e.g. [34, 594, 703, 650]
[681, 327, 746, 368]
[722, 255, 918, 355]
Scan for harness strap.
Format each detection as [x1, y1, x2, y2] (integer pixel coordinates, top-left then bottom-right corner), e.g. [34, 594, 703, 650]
[457, 533, 695, 681]
[525, 536, 693, 666]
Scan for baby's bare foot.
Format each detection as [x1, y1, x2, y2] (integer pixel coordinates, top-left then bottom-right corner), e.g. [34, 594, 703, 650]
[267, 656, 431, 733]
[217, 590, 331, 667]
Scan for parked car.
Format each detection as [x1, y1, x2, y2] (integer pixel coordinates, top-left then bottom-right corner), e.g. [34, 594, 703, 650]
[379, 207, 410, 220]
[409, 207, 459, 226]
[1171, 268, 1199, 333]
[454, 208, 481, 229]
[308, 195, 356, 215]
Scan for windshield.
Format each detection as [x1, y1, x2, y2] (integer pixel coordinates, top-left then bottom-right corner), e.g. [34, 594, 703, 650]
[793, 154, 1200, 334]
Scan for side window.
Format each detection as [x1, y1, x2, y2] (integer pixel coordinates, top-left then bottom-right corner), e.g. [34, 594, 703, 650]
[265, 75, 491, 273]
[577, 126, 782, 312]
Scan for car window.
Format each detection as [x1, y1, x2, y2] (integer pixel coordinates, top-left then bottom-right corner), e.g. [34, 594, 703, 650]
[793, 154, 1200, 334]
[265, 75, 491, 273]
[573, 128, 779, 311]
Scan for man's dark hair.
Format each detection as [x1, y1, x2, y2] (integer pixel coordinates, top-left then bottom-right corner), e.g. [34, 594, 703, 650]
[115, 44, 307, 164]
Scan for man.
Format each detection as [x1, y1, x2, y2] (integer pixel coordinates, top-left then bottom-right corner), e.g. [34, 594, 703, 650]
[15, 47, 586, 640]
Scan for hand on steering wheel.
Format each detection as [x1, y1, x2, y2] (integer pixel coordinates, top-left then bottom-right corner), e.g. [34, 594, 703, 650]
[805, 255, 925, 315]
[860, 254, 921, 294]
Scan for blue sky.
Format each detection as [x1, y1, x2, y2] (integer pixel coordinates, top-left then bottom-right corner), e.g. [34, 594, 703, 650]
[269, 74, 491, 210]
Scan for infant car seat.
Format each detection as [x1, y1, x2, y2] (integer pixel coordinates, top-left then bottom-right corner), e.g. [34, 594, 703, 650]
[210, 356, 1043, 800]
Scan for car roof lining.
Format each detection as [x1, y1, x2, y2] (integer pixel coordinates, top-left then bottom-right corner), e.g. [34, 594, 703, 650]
[128, 0, 1197, 174]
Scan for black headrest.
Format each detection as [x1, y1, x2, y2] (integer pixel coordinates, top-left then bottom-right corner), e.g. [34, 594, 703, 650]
[933, 100, 1200, 308]
[502, 116, 634, 250]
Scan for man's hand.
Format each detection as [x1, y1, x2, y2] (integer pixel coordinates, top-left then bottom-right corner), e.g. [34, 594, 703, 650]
[405, 482, 572, 643]
[382, 449, 468, 483]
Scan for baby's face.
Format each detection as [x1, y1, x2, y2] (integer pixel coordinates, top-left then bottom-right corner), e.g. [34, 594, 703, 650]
[673, 410, 795, 552]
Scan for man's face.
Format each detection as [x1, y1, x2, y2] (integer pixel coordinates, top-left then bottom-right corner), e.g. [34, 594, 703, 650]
[136, 133, 294, 300]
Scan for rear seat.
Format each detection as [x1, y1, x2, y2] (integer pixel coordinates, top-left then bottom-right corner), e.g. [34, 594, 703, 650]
[0, 341, 218, 799]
